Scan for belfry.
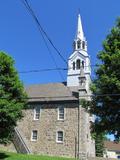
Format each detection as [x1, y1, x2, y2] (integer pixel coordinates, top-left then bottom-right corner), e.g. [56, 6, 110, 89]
[67, 13, 91, 92]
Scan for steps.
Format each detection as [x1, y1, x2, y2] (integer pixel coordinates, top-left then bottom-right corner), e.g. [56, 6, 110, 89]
[13, 127, 31, 154]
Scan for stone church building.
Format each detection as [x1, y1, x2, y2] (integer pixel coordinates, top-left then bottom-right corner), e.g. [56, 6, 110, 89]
[12, 13, 95, 158]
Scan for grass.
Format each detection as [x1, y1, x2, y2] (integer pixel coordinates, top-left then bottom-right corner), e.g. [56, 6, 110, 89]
[0, 151, 75, 160]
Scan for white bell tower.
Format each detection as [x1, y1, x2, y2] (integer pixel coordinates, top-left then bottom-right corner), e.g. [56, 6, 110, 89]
[67, 13, 91, 92]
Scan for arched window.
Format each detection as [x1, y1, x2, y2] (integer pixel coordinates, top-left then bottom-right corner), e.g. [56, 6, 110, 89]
[73, 62, 75, 70]
[77, 40, 81, 49]
[82, 61, 84, 68]
[76, 59, 80, 70]
[82, 41, 85, 49]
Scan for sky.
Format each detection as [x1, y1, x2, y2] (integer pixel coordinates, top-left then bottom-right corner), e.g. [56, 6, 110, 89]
[0, 0, 120, 86]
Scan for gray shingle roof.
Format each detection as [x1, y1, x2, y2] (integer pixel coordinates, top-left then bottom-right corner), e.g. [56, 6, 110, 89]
[25, 82, 78, 102]
[104, 141, 120, 152]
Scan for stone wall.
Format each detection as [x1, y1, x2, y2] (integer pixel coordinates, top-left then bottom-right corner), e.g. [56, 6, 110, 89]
[0, 143, 16, 153]
[17, 102, 95, 158]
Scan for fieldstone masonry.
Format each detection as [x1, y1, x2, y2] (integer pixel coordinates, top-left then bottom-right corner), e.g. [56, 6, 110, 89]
[18, 103, 78, 157]
[0, 143, 16, 153]
[16, 100, 95, 158]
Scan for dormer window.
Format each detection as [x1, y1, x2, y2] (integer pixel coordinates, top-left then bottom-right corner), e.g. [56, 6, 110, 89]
[76, 59, 80, 70]
[77, 40, 81, 49]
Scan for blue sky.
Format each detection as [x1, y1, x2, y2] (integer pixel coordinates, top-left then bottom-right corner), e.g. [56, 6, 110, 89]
[0, 0, 120, 85]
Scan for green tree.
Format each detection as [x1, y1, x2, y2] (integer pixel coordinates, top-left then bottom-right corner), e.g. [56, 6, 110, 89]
[90, 18, 120, 140]
[0, 52, 27, 143]
[94, 133, 105, 157]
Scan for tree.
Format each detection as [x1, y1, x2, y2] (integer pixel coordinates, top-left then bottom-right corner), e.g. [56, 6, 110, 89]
[0, 52, 27, 143]
[90, 17, 120, 140]
[93, 132, 110, 157]
[94, 133, 105, 157]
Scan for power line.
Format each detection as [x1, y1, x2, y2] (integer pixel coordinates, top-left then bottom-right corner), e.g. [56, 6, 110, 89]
[19, 68, 67, 74]
[21, 0, 67, 65]
[18, 64, 99, 74]
[20, 0, 65, 81]
[19, 0, 102, 76]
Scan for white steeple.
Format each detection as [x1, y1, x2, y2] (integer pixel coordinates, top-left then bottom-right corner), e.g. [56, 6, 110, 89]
[67, 12, 91, 88]
[73, 13, 87, 51]
[76, 14, 84, 40]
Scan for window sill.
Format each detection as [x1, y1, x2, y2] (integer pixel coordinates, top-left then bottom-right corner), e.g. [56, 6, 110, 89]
[31, 139, 37, 142]
[56, 141, 63, 144]
[57, 119, 65, 121]
[33, 119, 40, 121]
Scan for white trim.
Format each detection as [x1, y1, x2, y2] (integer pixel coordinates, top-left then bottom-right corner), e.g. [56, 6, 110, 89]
[56, 130, 64, 143]
[33, 105, 41, 120]
[31, 130, 38, 141]
[57, 106, 65, 121]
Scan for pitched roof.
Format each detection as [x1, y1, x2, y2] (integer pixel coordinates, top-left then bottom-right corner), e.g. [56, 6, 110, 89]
[25, 82, 78, 102]
[104, 141, 120, 152]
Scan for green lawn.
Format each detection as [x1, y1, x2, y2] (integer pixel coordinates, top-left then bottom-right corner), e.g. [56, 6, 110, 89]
[0, 151, 75, 160]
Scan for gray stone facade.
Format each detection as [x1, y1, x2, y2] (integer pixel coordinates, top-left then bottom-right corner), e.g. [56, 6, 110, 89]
[0, 143, 16, 153]
[16, 100, 95, 158]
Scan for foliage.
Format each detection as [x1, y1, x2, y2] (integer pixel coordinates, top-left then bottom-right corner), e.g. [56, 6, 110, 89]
[0, 151, 75, 160]
[93, 133, 105, 157]
[89, 17, 120, 140]
[0, 52, 27, 143]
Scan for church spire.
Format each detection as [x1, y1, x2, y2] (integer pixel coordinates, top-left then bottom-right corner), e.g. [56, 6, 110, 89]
[67, 12, 91, 87]
[73, 12, 87, 51]
[76, 13, 84, 40]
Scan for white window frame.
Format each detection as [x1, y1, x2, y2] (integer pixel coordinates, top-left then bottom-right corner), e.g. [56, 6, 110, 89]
[56, 130, 64, 143]
[58, 106, 65, 120]
[31, 130, 38, 141]
[34, 106, 41, 120]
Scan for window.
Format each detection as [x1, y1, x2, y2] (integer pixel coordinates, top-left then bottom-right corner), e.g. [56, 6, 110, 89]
[87, 134, 88, 139]
[58, 106, 64, 120]
[82, 61, 84, 68]
[82, 41, 85, 49]
[77, 40, 81, 49]
[117, 155, 120, 159]
[31, 130, 38, 141]
[73, 62, 75, 70]
[76, 59, 81, 70]
[34, 106, 40, 120]
[56, 131, 63, 143]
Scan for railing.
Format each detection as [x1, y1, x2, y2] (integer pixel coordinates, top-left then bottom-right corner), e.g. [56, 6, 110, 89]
[13, 127, 31, 154]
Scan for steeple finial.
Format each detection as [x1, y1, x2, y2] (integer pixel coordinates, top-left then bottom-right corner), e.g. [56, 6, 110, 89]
[76, 12, 84, 40]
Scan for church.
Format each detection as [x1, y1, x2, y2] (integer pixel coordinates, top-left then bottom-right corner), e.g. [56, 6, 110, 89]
[12, 13, 95, 158]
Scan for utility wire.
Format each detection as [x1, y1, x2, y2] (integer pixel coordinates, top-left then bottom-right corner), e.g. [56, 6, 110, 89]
[19, 68, 67, 74]
[21, 0, 67, 65]
[18, 64, 99, 74]
[21, 0, 65, 81]
[20, 0, 101, 76]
